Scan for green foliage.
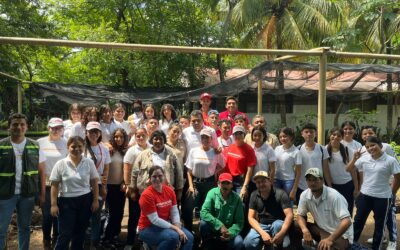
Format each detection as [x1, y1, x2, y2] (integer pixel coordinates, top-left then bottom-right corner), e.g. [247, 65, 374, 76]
[390, 141, 400, 161]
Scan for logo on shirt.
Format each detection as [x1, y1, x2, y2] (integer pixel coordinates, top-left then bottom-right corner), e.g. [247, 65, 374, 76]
[156, 200, 172, 208]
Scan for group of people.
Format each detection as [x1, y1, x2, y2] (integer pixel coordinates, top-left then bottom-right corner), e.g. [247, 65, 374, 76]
[0, 93, 399, 250]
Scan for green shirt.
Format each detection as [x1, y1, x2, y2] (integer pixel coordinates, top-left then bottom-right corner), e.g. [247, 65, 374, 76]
[200, 187, 244, 238]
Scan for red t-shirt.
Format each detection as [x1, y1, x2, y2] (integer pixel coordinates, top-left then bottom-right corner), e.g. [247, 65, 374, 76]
[223, 143, 256, 176]
[219, 110, 250, 134]
[138, 184, 177, 230]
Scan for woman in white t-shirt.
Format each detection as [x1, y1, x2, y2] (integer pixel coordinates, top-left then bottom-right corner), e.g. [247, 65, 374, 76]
[274, 127, 302, 202]
[340, 121, 362, 151]
[251, 126, 276, 195]
[84, 122, 111, 248]
[123, 128, 150, 248]
[38, 117, 68, 248]
[70, 106, 99, 139]
[63, 103, 83, 140]
[183, 127, 225, 232]
[103, 128, 129, 247]
[326, 127, 358, 216]
[348, 136, 400, 250]
[159, 104, 177, 136]
[50, 136, 99, 250]
[112, 103, 134, 138]
[100, 104, 113, 145]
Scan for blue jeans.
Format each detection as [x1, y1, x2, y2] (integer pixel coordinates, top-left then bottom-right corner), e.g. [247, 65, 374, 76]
[90, 199, 104, 243]
[55, 192, 92, 250]
[386, 194, 397, 242]
[274, 179, 294, 206]
[243, 220, 284, 250]
[41, 187, 58, 241]
[0, 195, 35, 250]
[139, 225, 193, 250]
[200, 220, 243, 250]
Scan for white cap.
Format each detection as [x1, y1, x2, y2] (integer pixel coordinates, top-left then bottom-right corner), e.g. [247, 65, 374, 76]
[232, 125, 245, 134]
[86, 121, 101, 131]
[48, 118, 64, 128]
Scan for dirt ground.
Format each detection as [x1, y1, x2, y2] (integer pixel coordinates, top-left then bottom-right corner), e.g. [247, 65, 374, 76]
[5, 202, 400, 249]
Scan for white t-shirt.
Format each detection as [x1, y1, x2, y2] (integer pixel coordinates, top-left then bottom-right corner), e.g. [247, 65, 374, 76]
[100, 122, 112, 143]
[11, 138, 46, 194]
[275, 145, 302, 180]
[340, 139, 362, 151]
[217, 136, 233, 149]
[182, 126, 219, 152]
[360, 143, 396, 158]
[159, 119, 173, 137]
[151, 149, 166, 168]
[252, 143, 276, 177]
[355, 152, 400, 198]
[50, 156, 99, 197]
[298, 143, 329, 190]
[107, 151, 124, 185]
[185, 147, 225, 178]
[37, 137, 68, 186]
[70, 122, 85, 139]
[63, 120, 73, 139]
[123, 144, 150, 164]
[85, 143, 111, 176]
[298, 185, 353, 243]
[327, 146, 354, 185]
[111, 120, 132, 136]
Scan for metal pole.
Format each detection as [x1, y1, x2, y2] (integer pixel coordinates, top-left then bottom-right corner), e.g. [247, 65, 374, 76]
[257, 80, 262, 115]
[17, 82, 22, 113]
[318, 48, 329, 144]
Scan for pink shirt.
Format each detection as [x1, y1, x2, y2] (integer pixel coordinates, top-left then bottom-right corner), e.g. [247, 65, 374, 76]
[219, 110, 250, 134]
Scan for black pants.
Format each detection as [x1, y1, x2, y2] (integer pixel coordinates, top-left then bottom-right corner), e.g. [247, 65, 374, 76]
[332, 180, 355, 217]
[41, 187, 58, 241]
[126, 195, 140, 245]
[55, 192, 92, 250]
[353, 193, 391, 250]
[104, 184, 126, 241]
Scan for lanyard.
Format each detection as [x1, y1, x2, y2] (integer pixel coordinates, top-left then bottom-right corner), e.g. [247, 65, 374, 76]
[95, 145, 103, 170]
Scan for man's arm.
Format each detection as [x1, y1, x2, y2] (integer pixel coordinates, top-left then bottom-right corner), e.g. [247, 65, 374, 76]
[240, 166, 254, 199]
[38, 162, 46, 204]
[227, 199, 244, 238]
[272, 207, 293, 245]
[318, 217, 351, 249]
[200, 191, 224, 231]
[392, 173, 400, 196]
[322, 159, 332, 187]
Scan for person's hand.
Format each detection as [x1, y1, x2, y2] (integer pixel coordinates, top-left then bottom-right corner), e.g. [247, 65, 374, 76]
[302, 230, 313, 246]
[289, 189, 296, 201]
[271, 231, 285, 245]
[214, 146, 222, 154]
[101, 186, 107, 200]
[101, 176, 107, 185]
[353, 149, 364, 161]
[50, 205, 59, 217]
[39, 193, 46, 206]
[353, 189, 360, 198]
[239, 187, 248, 200]
[91, 200, 99, 212]
[318, 238, 333, 250]
[260, 231, 272, 245]
[127, 188, 138, 201]
[176, 228, 188, 243]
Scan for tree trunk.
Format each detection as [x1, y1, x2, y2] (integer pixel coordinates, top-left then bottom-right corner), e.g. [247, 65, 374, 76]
[276, 18, 286, 126]
[386, 43, 393, 137]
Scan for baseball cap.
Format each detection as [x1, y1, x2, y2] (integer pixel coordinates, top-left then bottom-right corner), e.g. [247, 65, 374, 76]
[48, 118, 64, 128]
[200, 128, 213, 137]
[232, 125, 246, 134]
[200, 92, 212, 100]
[208, 109, 219, 116]
[253, 171, 270, 181]
[219, 173, 233, 183]
[305, 168, 323, 178]
[86, 121, 101, 131]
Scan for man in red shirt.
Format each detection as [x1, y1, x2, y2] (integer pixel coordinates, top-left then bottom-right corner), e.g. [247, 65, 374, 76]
[219, 96, 250, 133]
[200, 92, 212, 125]
[223, 126, 256, 200]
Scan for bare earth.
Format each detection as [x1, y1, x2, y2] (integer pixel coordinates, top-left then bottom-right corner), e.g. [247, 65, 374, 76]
[6, 202, 400, 249]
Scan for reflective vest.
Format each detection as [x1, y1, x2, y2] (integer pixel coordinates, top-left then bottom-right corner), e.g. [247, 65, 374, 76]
[0, 137, 40, 199]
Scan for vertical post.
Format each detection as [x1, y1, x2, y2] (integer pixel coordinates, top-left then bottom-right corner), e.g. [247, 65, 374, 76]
[318, 48, 329, 145]
[257, 80, 262, 115]
[17, 82, 22, 113]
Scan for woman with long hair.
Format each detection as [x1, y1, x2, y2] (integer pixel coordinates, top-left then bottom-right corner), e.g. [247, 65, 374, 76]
[63, 103, 83, 140]
[159, 104, 177, 136]
[84, 122, 111, 248]
[326, 127, 358, 216]
[70, 106, 99, 139]
[103, 128, 129, 247]
[340, 121, 362, 151]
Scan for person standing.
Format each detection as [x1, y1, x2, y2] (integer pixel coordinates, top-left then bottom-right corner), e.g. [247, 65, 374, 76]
[0, 113, 46, 250]
[37, 118, 68, 249]
[219, 96, 250, 133]
[200, 92, 212, 125]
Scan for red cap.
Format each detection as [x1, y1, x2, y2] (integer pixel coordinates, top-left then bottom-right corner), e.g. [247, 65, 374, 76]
[219, 173, 233, 183]
[200, 92, 212, 100]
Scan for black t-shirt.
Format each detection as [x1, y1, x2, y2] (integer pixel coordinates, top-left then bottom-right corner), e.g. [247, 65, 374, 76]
[249, 188, 291, 225]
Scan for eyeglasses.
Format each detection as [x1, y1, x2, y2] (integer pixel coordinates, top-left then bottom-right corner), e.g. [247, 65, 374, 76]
[151, 175, 163, 179]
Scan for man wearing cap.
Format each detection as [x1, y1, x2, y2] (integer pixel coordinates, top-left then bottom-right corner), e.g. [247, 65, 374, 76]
[297, 168, 353, 250]
[207, 109, 221, 137]
[223, 125, 256, 200]
[200, 92, 212, 125]
[37, 117, 68, 248]
[244, 171, 293, 249]
[0, 113, 46, 250]
[219, 96, 250, 134]
[182, 127, 225, 232]
[200, 173, 244, 250]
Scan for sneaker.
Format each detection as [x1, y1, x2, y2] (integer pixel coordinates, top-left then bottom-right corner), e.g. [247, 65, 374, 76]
[282, 235, 290, 248]
[387, 241, 397, 250]
[367, 237, 387, 244]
